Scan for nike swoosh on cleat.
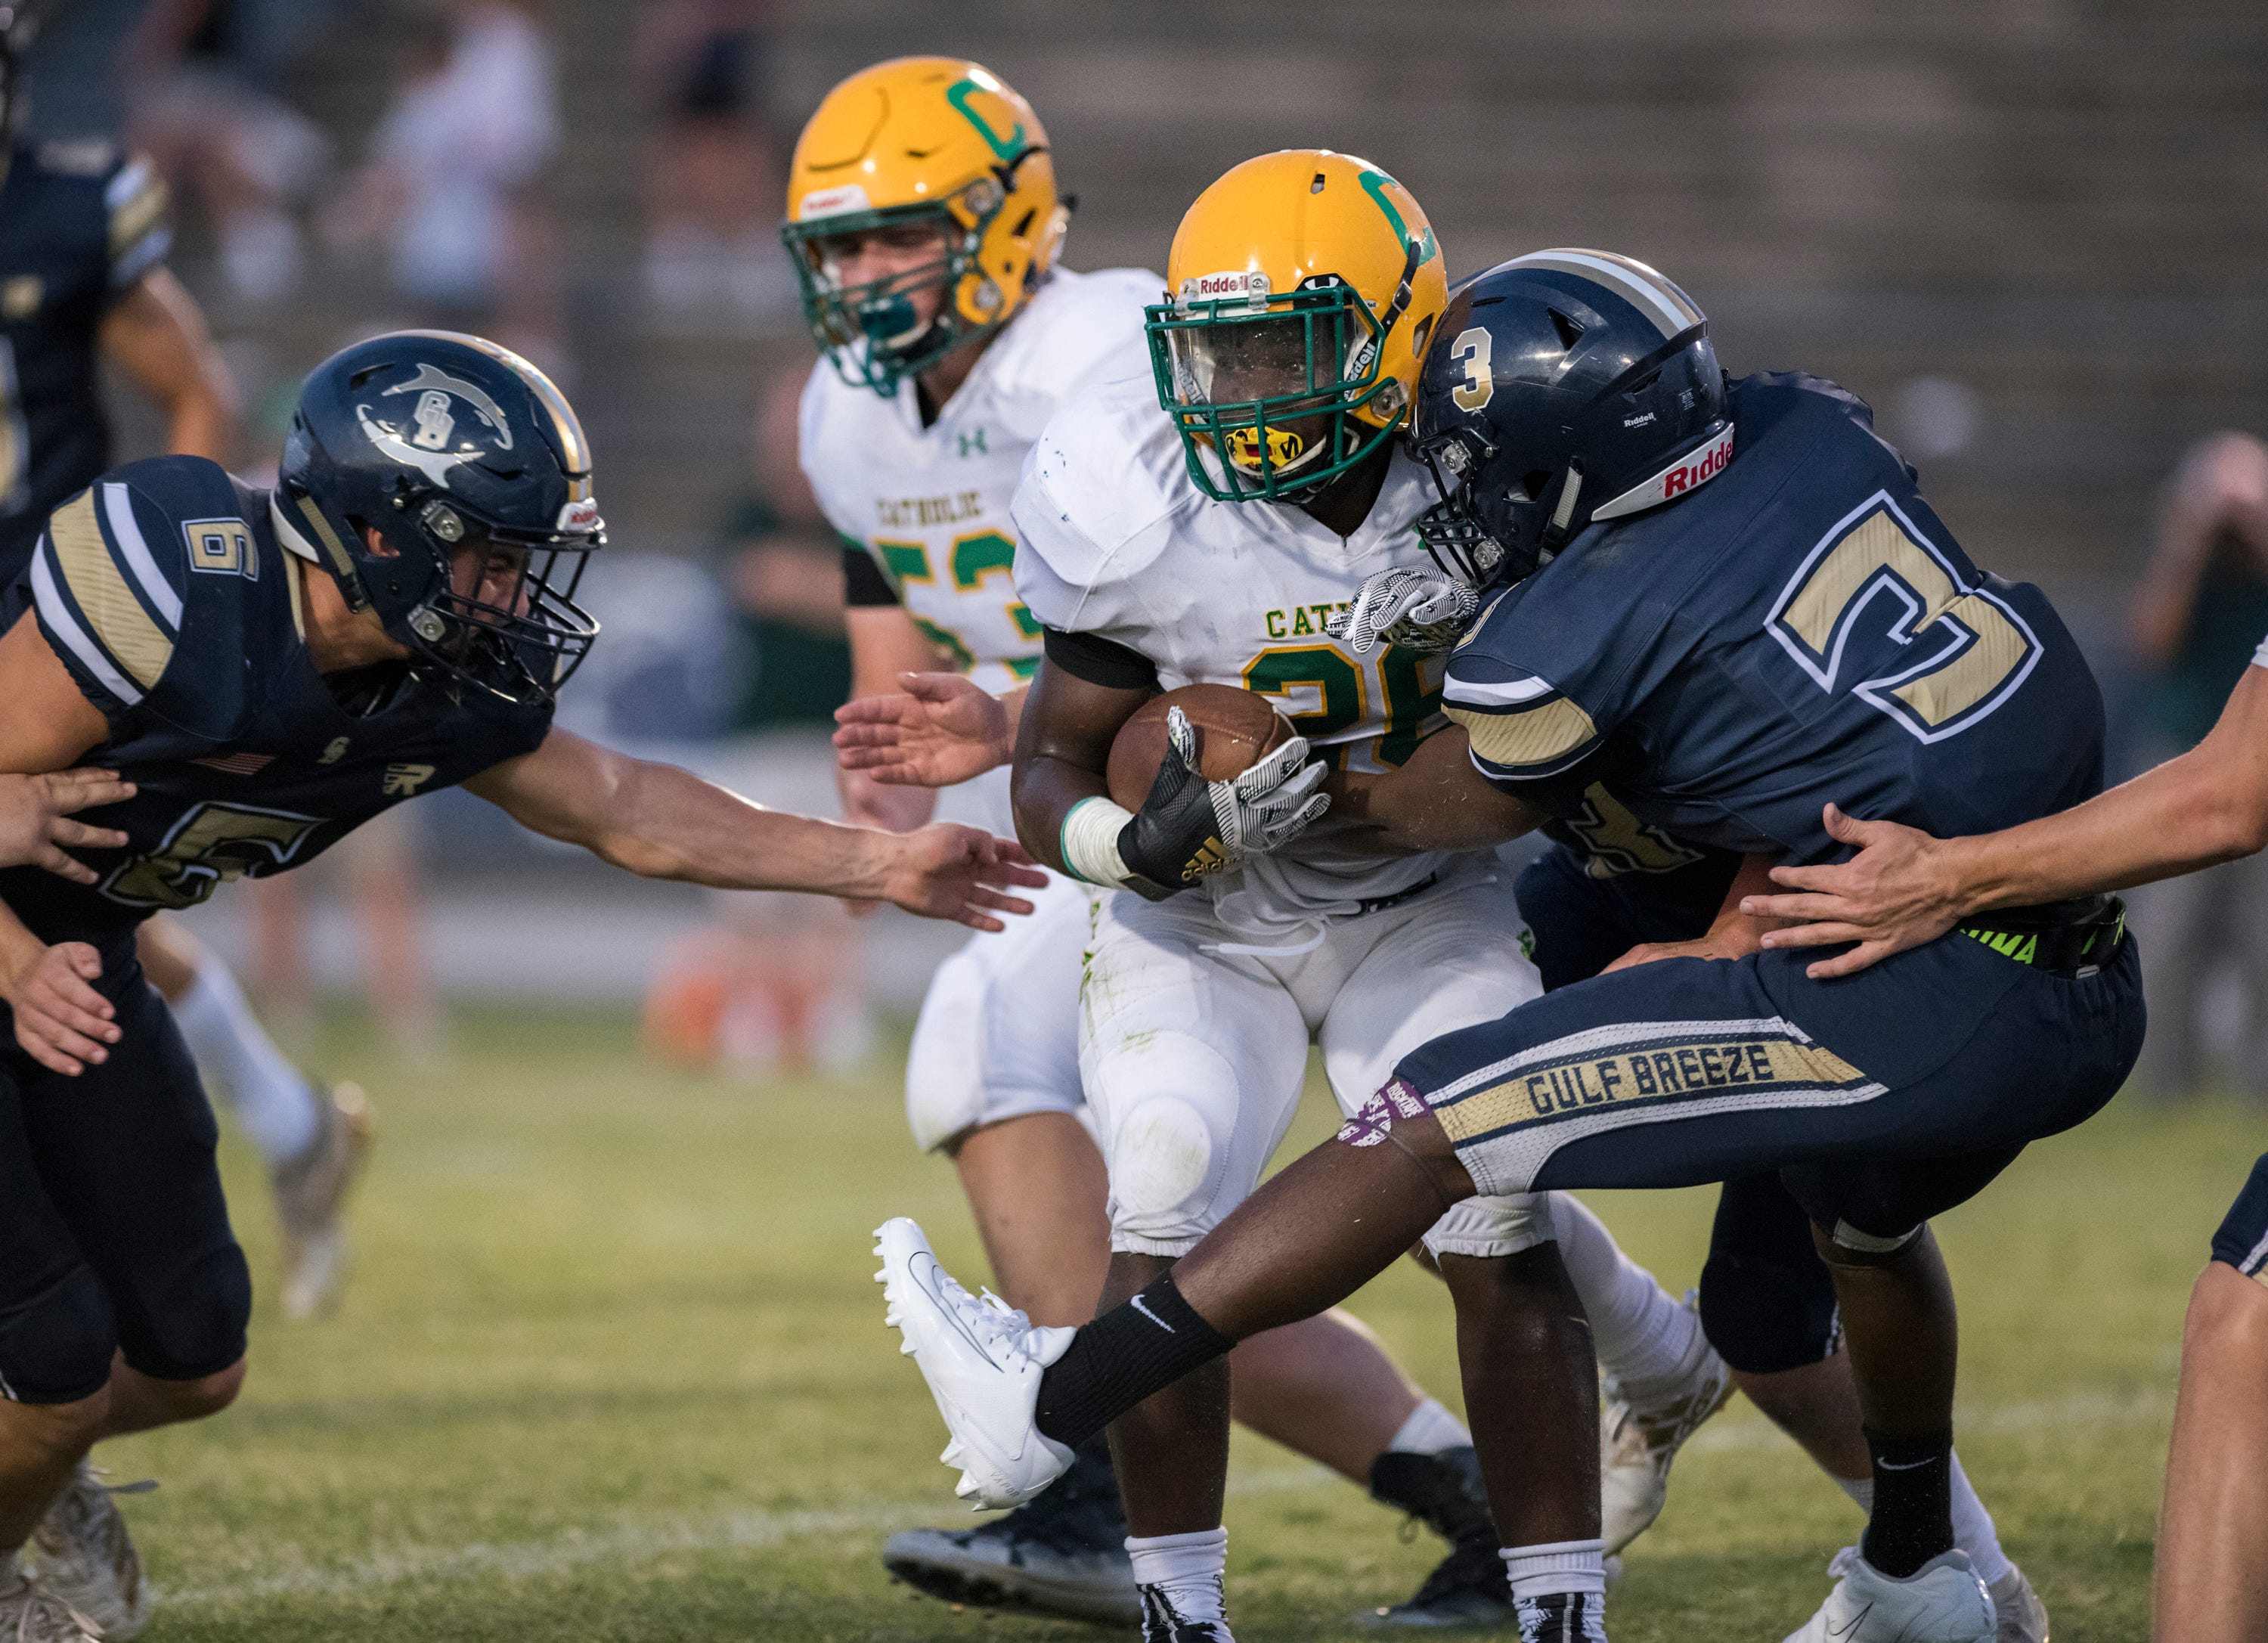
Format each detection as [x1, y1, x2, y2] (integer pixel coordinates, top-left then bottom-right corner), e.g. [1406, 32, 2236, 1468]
[1128, 1295, 1176, 1334]
[1826, 1601, 1872, 1639]
[911, 1257, 1009, 1374]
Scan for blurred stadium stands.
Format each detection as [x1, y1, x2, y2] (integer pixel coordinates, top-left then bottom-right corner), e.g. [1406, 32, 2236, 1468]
[28, 0, 2268, 1005]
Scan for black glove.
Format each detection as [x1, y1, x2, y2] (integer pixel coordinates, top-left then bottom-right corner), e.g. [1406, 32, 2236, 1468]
[1117, 705, 1329, 900]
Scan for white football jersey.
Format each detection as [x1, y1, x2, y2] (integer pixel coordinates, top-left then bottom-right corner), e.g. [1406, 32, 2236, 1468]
[801, 266, 1159, 834]
[1013, 373, 1465, 938]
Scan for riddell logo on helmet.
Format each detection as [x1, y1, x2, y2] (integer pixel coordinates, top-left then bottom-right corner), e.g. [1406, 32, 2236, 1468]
[1180, 270, 1269, 309]
[556, 498, 601, 533]
[798, 184, 872, 220]
[1591, 424, 1736, 522]
[1662, 432, 1731, 497]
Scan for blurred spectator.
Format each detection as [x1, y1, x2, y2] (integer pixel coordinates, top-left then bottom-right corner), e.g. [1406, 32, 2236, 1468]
[637, 0, 787, 324]
[124, 0, 339, 303]
[2126, 432, 2268, 1102]
[717, 367, 851, 727]
[323, 0, 565, 368]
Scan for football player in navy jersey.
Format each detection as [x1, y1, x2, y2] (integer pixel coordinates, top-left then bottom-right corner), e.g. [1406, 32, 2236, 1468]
[1732, 575, 2268, 1643]
[874, 251, 2139, 1643]
[0, 329, 1041, 1642]
[0, 2, 380, 1341]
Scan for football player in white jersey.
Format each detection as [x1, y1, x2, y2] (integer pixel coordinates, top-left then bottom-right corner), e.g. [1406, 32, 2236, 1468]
[792, 65, 1610, 1628]
[944, 151, 1734, 1641]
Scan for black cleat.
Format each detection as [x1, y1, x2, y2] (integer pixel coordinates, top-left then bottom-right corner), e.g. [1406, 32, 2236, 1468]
[1357, 1446, 1518, 1629]
[1513, 1590, 1606, 1642]
[1139, 1579, 1235, 1642]
[881, 1434, 1139, 1625]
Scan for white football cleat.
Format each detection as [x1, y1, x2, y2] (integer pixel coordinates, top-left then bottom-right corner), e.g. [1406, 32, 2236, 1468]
[1783, 1546, 1995, 1643]
[874, 1218, 1076, 1510]
[1986, 1565, 2048, 1643]
[1598, 1299, 1734, 1555]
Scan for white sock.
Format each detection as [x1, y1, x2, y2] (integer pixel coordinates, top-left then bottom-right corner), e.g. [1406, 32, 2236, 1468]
[1387, 1397, 1471, 1455]
[1501, 1537, 1607, 1600]
[1548, 1194, 1705, 1398]
[1949, 1451, 2012, 1585]
[171, 960, 321, 1166]
[1126, 1527, 1228, 1623]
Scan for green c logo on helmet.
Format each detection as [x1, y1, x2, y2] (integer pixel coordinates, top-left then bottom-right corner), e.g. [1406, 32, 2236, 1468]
[945, 78, 1027, 162]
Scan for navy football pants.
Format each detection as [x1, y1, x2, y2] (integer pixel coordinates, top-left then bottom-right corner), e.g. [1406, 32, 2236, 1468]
[1408, 892, 2144, 1249]
[0, 942, 249, 1403]
[1518, 845, 1839, 1370]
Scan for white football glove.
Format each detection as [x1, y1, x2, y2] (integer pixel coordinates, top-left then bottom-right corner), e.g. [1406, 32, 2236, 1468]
[1325, 566, 1480, 655]
[1115, 706, 1329, 897]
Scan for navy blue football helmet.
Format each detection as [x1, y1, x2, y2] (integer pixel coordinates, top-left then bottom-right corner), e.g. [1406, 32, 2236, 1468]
[274, 330, 603, 706]
[1408, 250, 1730, 589]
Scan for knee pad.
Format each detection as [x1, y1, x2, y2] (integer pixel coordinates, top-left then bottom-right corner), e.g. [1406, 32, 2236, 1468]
[114, 1244, 251, 1385]
[1697, 1176, 1843, 1375]
[1422, 1191, 1554, 1260]
[0, 1267, 117, 1405]
[1093, 1037, 1246, 1257]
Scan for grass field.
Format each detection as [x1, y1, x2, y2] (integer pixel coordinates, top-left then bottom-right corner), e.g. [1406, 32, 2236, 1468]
[103, 1003, 2243, 1641]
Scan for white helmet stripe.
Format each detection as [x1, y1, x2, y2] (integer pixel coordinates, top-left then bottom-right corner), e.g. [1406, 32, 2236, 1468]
[1506, 249, 1703, 339]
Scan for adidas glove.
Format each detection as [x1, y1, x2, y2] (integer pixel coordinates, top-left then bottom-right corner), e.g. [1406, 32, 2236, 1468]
[1071, 705, 1328, 901]
[1325, 566, 1480, 656]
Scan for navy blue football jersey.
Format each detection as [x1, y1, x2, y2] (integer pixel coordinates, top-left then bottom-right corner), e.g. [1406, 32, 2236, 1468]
[1443, 373, 2103, 862]
[0, 141, 171, 581]
[0, 455, 553, 945]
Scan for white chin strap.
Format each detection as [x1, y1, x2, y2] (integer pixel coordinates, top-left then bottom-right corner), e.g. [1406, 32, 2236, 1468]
[1589, 423, 1736, 522]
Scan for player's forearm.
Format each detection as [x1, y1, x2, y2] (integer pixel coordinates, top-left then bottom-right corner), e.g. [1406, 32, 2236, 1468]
[590, 758, 902, 897]
[1942, 755, 2268, 912]
[1010, 755, 1106, 876]
[164, 387, 234, 465]
[1327, 728, 1542, 855]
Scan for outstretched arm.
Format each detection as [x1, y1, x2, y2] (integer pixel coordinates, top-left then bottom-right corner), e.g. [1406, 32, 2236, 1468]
[1743, 663, 2268, 977]
[466, 725, 1045, 928]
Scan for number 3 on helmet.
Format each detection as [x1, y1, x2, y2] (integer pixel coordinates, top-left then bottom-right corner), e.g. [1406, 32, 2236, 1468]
[1145, 150, 1445, 504]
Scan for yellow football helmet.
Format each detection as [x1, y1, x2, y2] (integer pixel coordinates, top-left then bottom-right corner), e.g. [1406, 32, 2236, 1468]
[782, 57, 1068, 395]
[1146, 150, 1445, 501]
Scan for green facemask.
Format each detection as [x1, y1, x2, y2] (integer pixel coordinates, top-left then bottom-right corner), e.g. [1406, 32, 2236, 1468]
[1145, 277, 1405, 504]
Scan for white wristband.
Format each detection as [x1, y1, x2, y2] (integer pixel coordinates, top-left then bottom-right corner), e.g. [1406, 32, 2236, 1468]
[1061, 795, 1138, 888]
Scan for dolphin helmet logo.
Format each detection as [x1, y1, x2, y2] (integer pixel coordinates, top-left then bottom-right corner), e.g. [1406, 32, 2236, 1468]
[355, 361, 519, 490]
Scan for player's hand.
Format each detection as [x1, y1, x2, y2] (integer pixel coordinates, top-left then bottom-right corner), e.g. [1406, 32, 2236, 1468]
[835, 673, 1012, 789]
[1602, 927, 1764, 972]
[1740, 804, 1964, 978]
[2, 940, 117, 1075]
[1117, 706, 1328, 898]
[1326, 567, 1479, 656]
[880, 823, 1049, 931]
[0, 769, 133, 883]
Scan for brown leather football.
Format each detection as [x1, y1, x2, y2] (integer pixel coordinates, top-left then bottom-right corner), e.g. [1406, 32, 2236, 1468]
[1106, 684, 1296, 811]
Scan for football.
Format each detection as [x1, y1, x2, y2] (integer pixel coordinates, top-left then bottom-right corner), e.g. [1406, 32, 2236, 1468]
[1105, 684, 1297, 811]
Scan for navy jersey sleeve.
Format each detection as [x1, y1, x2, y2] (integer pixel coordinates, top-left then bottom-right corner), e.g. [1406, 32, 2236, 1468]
[102, 153, 170, 295]
[1442, 580, 1675, 787]
[30, 457, 253, 741]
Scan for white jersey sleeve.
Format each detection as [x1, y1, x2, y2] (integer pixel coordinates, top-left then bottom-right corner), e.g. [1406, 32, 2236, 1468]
[1011, 374, 1186, 642]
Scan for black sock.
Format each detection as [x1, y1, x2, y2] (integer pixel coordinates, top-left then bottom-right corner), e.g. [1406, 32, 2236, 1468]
[1033, 1274, 1234, 1448]
[1860, 1425, 1954, 1578]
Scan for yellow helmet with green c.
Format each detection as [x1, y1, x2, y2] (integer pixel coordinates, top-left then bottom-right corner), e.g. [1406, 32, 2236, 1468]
[782, 57, 1067, 395]
[1146, 150, 1445, 502]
